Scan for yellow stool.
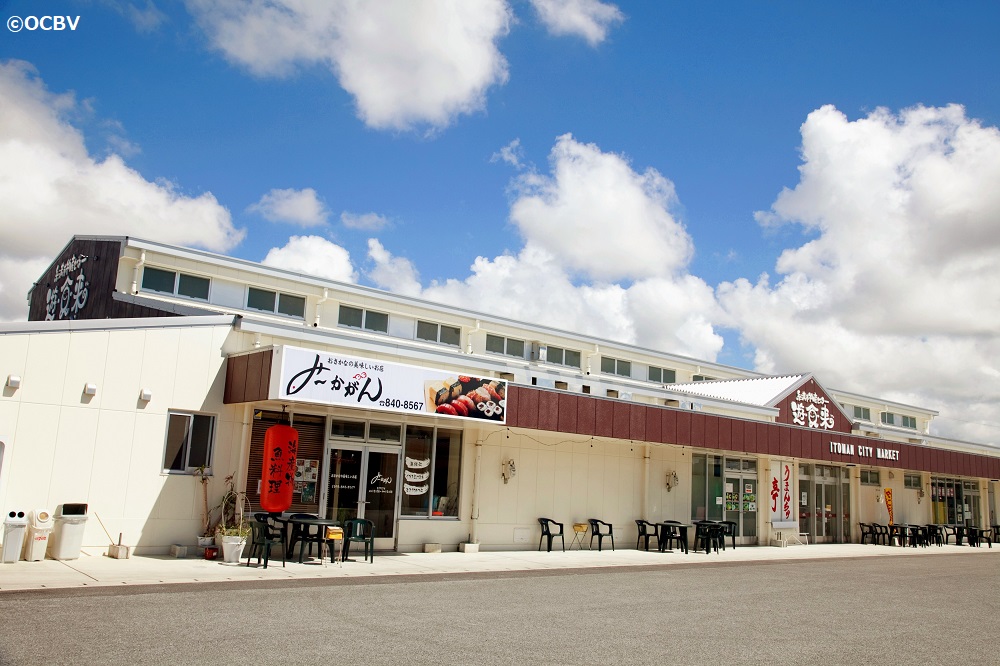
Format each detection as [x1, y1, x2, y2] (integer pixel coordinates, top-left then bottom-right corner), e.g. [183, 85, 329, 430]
[570, 523, 589, 550]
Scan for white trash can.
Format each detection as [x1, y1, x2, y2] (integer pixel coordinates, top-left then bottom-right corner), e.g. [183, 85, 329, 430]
[48, 503, 88, 560]
[2, 510, 27, 563]
[23, 509, 54, 561]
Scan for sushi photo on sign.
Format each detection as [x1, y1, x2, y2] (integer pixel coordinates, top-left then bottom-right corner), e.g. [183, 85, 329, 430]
[425, 376, 506, 421]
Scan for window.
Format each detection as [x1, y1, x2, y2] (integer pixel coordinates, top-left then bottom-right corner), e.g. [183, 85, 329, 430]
[904, 473, 922, 489]
[338, 305, 388, 333]
[486, 334, 525, 358]
[330, 419, 366, 439]
[648, 366, 677, 384]
[141, 267, 210, 301]
[416, 320, 461, 346]
[547, 346, 581, 368]
[163, 411, 215, 473]
[692, 374, 715, 382]
[600, 356, 631, 377]
[860, 469, 881, 486]
[401, 426, 461, 518]
[247, 287, 305, 318]
[881, 412, 896, 426]
[853, 406, 871, 421]
[901, 415, 917, 429]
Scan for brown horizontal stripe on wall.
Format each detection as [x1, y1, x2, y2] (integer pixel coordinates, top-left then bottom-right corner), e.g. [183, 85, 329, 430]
[506, 386, 1000, 479]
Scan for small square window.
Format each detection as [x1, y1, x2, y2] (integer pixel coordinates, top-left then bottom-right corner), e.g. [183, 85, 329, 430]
[247, 287, 276, 312]
[339, 305, 363, 328]
[881, 412, 896, 426]
[854, 406, 871, 421]
[506, 338, 525, 358]
[177, 274, 210, 300]
[486, 334, 505, 354]
[601, 356, 616, 374]
[330, 419, 365, 439]
[277, 293, 305, 318]
[564, 350, 581, 368]
[860, 469, 881, 486]
[548, 346, 565, 365]
[163, 411, 215, 473]
[416, 321, 438, 342]
[440, 325, 461, 346]
[364, 310, 389, 333]
[142, 267, 176, 294]
[901, 415, 917, 429]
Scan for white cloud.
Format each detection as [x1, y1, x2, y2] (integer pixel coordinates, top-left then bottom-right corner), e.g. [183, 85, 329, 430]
[248, 187, 329, 227]
[718, 104, 1000, 443]
[365, 134, 722, 360]
[530, 0, 624, 46]
[366, 239, 421, 297]
[509, 133, 692, 282]
[0, 60, 244, 321]
[491, 138, 525, 169]
[186, 0, 512, 131]
[262, 235, 357, 283]
[341, 211, 389, 231]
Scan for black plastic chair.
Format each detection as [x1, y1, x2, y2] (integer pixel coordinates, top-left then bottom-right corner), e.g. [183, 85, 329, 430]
[859, 523, 876, 544]
[658, 523, 685, 552]
[246, 518, 285, 569]
[537, 518, 565, 552]
[925, 524, 944, 547]
[635, 519, 659, 551]
[871, 523, 889, 545]
[588, 519, 614, 551]
[342, 518, 375, 563]
[287, 513, 320, 560]
[694, 521, 724, 554]
[720, 521, 738, 549]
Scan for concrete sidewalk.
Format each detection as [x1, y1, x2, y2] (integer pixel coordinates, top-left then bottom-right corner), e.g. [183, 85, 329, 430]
[2, 541, 997, 593]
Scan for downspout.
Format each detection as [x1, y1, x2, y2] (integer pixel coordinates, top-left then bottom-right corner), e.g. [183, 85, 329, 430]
[466, 319, 481, 354]
[470, 437, 483, 544]
[585, 344, 600, 375]
[313, 288, 329, 328]
[237, 403, 253, 499]
[130, 250, 146, 294]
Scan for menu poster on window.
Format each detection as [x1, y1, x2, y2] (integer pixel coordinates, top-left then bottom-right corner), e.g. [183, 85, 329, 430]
[769, 461, 793, 523]
[276, 345, 507, 423]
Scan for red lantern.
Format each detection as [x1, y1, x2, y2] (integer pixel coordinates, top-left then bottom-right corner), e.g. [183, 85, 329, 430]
[259, 422, 299, 513]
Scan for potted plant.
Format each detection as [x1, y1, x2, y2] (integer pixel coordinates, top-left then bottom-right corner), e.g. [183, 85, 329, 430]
[194, 465, 215, 548]
[214, 474, 251, 563]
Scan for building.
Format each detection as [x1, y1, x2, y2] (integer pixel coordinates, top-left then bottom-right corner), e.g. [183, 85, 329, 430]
[1, 235, 997, 555]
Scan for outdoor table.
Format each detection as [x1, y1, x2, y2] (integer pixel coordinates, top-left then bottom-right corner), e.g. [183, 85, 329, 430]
[888, 524, 908, 547]
[658, 522, 690, 554]
[905, 524, 926, 548]
[288, 516, 341, 563]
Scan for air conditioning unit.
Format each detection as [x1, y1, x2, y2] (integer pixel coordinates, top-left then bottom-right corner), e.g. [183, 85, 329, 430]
[530, 342, 546, 362]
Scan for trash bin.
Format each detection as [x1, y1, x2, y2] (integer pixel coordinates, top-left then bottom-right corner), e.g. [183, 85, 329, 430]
[48, 503, 88, 560]
[23, 509, 54, 561]
[2, 510, 27, 563]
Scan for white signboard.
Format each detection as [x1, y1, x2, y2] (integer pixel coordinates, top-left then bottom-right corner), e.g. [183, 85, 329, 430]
[274, 345, 507, 423]
[769, 461, 794, 524]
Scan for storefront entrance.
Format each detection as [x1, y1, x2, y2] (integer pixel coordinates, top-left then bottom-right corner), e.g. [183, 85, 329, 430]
[324, 445, 399, 550]
[798, 464, 851, 543]
[723, 458, 758, 544]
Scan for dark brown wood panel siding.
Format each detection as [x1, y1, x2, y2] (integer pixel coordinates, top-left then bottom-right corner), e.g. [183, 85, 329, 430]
[577, 395, 596, 436]
[629, 405, 646, 442]
[223, 350, 273, 404]
[28, 238, 124, 321]
[595, 400, 615, 437]
[612, 402, 631, 439]
[536, 391, 560, 432]
[556, 393, 578, 433]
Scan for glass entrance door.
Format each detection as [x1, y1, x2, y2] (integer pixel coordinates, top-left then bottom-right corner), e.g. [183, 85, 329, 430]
[723, 463, 758, 544]
[326, 446, 399, 550]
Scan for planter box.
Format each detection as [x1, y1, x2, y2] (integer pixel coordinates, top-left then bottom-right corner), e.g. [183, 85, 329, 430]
[169, 545, 188, 558]
[458, 542, 479, 553]
[423, 543, 442, 553]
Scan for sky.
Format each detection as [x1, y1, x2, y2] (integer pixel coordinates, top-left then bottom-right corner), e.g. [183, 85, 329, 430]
[2, 1, 1000, 445]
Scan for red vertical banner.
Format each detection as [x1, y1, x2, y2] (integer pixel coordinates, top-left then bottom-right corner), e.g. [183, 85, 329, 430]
[884, 488, 894, 525]
[259, 423, 299, 513]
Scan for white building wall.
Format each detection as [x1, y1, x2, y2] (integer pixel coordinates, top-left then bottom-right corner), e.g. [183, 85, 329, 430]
[0, 321, 241, 555]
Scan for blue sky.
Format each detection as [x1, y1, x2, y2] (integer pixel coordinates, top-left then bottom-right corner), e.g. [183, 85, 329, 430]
[3, 1, 1000, 443]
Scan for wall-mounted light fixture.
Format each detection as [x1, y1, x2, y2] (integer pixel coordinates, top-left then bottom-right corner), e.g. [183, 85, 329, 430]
[83, 383, 98, 396]
[917, 488, 925, 504]
[139, 388, 152, 402]
[5, 374, 21, 389]
[501, 458, 517, 484]
[665, 470, 679, 492]
[875, 489, 884, 503]
[888, 471, 895, 480]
